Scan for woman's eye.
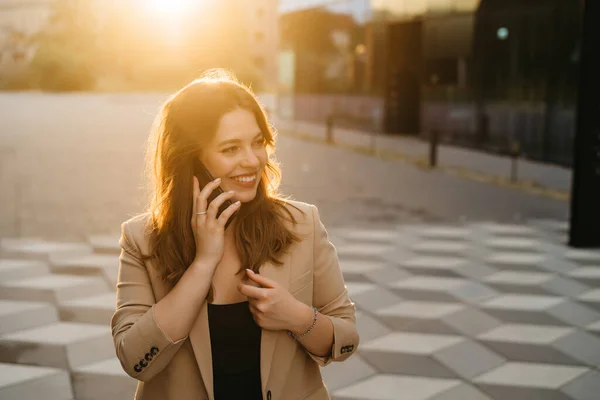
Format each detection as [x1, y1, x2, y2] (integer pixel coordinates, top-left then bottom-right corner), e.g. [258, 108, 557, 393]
[222, 146, 239, 154]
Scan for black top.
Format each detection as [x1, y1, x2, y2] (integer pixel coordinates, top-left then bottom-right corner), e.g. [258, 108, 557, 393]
[208, 301, 263, 400]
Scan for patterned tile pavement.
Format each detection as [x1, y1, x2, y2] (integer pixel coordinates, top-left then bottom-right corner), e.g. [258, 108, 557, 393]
[324, 220, 600, 400]
[1, 219, 600, 400]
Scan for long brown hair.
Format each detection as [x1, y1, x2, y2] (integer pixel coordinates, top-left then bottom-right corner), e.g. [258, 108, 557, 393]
[143, 69, 303, 286]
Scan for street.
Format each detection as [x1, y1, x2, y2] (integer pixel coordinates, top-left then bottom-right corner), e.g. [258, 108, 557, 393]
[0, 93, 569, 241]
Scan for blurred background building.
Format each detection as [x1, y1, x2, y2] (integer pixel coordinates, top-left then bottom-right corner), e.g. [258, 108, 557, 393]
[278, 0, 583, 167]
[0, 0, 53, 69]
[0, 0, 280, 92]
[0, 0, 583, 168]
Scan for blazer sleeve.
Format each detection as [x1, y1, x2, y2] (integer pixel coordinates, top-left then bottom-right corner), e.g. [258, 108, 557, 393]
[110, 220, 187, 382]
[306, 205, 359, 367]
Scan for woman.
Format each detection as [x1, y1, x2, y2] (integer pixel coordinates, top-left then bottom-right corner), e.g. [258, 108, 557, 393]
[111, 69, 359, 400]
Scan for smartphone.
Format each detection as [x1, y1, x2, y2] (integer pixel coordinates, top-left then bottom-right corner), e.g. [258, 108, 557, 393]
[193, 160, 238, 230]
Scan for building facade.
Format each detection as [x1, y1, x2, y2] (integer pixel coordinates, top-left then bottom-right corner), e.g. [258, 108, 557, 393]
[0, 0, 280, 92]
[242, 0, 280, 92]
[0, 0, 53, 70]
[279, 0, 583, 166]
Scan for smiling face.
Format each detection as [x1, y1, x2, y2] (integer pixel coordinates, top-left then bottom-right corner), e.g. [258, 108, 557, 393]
[199, 107, 268, 203]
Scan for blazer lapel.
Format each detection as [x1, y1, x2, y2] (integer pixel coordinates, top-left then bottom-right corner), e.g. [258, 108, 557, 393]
[189, 301, 214, 400]
[259, 253, 292, 395]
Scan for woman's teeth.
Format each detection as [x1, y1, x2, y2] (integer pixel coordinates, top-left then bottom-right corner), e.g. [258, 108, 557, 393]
[233, 175, 256, 183]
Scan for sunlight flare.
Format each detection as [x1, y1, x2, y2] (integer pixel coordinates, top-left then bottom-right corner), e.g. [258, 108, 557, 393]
[143, 0, 195, 18]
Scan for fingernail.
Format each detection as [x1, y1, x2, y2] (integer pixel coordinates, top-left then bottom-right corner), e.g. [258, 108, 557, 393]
[228, 190, 235, 194]
[215, 178, 221, 182]
[235, 201, 241, 205]
[246, 268, 253, 274]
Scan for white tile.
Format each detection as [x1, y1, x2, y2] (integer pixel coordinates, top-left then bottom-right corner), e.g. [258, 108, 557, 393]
[474, 362, 588, 389]
[1, 240, 92, 260]
[355, 311, 392, 343]
[586, 320, 600, 333]
[529, 219, 568, 232]
[339, 260, 387, 274]
[449, 282, 499, 304]
[333, 374, 460, 400]
[72, 358, 137, 400]
[578, 289, 600, 302]
[1, 274, 103, 290]
[537, 258, 579, 274]
[0, 259, 49, 281]
[61, 292, 116, 308]
[565, 250, 600, 264]
[335, 229, 400, 243]
[377, 301, 464, 319]
[416, 226, 470, 240]
[412, 241, 468, 255]
[345, 282, 378, 296]
[484, 238, 541, 252]
[486, 253, 544, 267]
[0, 299, 53, 317]
[402, 256, 465, 271]
[88, 235, 121, 254]
[0, 238, 44, 249]
[475, 223, 538, 236]
[484, 271, 554, 285]
[478, 324, 574, 344]
[392, 276, 469, 291]
[483, 294, 564, 311]
[336, 244, 394, 259]
[74, 357, 127, 376]
[0, 274, 109, 304]
[0, 322, 113, 370]
[568, 267, 600, 279]
[59, 292, 116, 324]
[1, 321, 110, 345]
[351, 287, 403, 314]
[0, 363, 72, 400]
[0, 362, 62, 386]
[49, 253, 119, 276]
[0, 300, 58, 335]
[361, 332, 464, 354]
[320, 355, 377, 392]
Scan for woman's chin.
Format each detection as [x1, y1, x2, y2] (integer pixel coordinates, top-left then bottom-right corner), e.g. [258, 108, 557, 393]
[235, 190, 257, 204]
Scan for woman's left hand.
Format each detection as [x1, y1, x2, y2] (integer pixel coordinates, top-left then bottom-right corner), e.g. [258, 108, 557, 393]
[238, 269, 313, 332]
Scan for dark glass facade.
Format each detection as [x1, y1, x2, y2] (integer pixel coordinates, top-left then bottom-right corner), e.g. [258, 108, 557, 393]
[279, 0, 583, 166]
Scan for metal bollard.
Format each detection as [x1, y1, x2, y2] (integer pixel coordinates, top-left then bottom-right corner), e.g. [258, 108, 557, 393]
[326, 115, 334, 144]
[429, 129, 439, 168]
[510, 141, 520, 183]
[369, 132, 377, 155]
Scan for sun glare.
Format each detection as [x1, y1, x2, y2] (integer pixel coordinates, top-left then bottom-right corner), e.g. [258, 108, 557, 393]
[144, 0, 194, 18]
[140, 0, 202, 43]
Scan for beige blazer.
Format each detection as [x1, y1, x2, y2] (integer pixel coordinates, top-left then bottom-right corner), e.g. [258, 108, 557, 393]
[111, 200, 359, 400]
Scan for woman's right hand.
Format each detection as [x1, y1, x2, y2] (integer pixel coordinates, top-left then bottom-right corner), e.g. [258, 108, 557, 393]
[191, 176, 241, 265]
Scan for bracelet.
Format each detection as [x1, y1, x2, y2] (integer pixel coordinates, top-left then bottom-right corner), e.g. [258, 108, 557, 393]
[288, 306, 318, 341]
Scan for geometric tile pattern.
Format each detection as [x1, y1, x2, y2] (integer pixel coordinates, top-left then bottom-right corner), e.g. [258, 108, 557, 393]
[72, 357, 137, 400]
[328, 222, 600, 400]
[1, 221, 600, 399]
[0, 362, 73, 400]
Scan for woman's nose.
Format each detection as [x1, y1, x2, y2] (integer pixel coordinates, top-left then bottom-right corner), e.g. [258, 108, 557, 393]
[241, 148, 260, 167]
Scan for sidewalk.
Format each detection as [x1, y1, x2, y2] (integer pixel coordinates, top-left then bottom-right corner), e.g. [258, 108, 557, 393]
[2, 220, 600, 400]
[273, 118, 572, 200]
